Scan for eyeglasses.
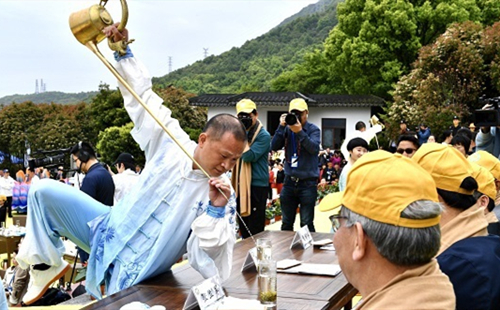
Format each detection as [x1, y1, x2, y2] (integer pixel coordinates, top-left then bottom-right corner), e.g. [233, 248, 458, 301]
[329, 214, 349, 232]
[396, 148, 416, 155]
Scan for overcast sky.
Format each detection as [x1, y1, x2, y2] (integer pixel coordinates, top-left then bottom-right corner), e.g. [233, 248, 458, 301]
[0, 0, 319, 97]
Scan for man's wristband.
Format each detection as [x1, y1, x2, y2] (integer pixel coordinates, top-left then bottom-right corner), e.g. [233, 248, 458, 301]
[207, 201, 226, 218]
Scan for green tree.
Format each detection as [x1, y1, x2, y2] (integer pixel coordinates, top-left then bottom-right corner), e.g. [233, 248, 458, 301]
[384, 21, 500, 141]
[88, 83, 130, 143]
[275, 0, 500, 99]
[155, 86, 207, 140]
[96, 122, 145, 167]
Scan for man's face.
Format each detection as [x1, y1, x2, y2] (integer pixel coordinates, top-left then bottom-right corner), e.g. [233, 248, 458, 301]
[237, 112, 258, 130]
[400, 123, 407, 130]
[196, 131, 246, 177]
[397, 141, 417, 158]
[72, 155, 86, 173]
[291, 109, 308, 126]
[453, 143, 467, 157]
[333, 213, 355, 284]
[453, 119, 459, 126]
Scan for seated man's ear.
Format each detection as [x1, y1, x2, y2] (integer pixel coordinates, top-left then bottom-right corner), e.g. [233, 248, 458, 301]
[352, 222, 367, 261]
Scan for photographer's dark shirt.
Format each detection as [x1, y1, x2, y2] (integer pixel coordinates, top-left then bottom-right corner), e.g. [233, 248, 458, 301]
[81, 163, 115, 206]
[271, 122, 320, 180]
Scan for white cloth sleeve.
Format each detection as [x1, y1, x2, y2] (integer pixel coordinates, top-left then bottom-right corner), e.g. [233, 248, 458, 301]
[186, 195, 236, 281]
[114, 56, 192, 162]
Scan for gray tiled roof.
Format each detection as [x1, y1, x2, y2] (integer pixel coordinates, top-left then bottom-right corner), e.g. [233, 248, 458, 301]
[189, 92, 384, 108]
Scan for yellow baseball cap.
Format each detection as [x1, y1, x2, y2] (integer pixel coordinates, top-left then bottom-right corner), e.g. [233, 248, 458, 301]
[412, 143, 475, 195]
[470, 163, 496, 200]
[236, 99, 257, 114]
[318, 151, 440, 228]
[468, 150, 500, 180]
[289, 98, 308, 112]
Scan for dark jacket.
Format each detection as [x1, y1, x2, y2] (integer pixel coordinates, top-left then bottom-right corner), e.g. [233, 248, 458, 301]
[437, 235, 500, 310]
[271, 122, 320, 180]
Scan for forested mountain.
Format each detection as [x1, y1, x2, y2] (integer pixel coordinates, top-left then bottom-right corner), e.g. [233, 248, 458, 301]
[153, 0, 341, 95]
[0, 91, 97, 105]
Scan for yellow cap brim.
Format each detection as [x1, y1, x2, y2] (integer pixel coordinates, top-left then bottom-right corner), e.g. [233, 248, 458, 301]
[318, 192, 343, 212]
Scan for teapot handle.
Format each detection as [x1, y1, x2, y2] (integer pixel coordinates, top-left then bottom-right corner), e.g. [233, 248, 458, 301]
[107, 0, 133, 55]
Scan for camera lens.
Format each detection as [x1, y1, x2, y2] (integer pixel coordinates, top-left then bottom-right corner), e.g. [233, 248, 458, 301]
[285, 113, 298, 126]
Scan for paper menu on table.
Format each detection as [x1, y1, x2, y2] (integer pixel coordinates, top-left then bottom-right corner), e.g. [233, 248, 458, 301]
[312, 238, 333, 246]
[277, 263, 341, 277]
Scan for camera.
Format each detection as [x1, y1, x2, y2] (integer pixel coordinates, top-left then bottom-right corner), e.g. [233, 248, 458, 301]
[28, 147, 71, 170]
[474, 96, 500, 127]
[285, 112, 301, 126]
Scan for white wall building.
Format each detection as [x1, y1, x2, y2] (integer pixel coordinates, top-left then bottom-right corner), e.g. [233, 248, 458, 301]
[190, 92, 385, 150]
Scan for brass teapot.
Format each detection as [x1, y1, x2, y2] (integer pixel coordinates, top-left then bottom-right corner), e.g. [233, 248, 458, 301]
[69, 0, 131, 54]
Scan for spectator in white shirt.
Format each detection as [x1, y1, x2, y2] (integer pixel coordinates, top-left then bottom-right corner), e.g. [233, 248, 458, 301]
[111, 153, 139, 204]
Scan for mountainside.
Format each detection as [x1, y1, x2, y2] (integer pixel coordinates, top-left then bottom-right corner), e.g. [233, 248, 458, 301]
[0, 91, 97, 105]
[153, 0, 341, 95]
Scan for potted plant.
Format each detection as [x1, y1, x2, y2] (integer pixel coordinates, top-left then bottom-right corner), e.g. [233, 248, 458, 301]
[265, 207, 275, 226]
[273, 199, 282, 221]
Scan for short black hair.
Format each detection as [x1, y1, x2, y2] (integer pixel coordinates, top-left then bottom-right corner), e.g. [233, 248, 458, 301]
[202, 113, 247, 142]
[451, 134, 471, 153]
[397, 135, 420, 149]
[437, 176, 478, 210]
[456, 128, 473, 141]
[347, 137, 368, 151]
[441, 130, 452, 142]
[355, 121, 366, 131]
[70, 141, 96, 159]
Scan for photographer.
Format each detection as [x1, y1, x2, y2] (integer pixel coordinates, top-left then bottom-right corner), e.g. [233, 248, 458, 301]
[476, 102, 500, 157]
[271, 98, 320, 232]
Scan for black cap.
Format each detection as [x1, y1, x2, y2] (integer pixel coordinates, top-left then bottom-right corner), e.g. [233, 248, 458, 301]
[400, 119, 406, 124]
[453, 115, 459, 120]
[113, 153, 135, 166]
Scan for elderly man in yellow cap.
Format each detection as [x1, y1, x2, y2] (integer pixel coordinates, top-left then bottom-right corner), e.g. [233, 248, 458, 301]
[319, 151, 455, 309]
[231, 99, 271, 239]
[412, 143, 500, 309]
[468, 163, 500, 235]
[469, 150, 500, 234]
[271, 98, 320, 232]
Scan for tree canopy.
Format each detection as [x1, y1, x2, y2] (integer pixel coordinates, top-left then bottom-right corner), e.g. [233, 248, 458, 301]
[273, 0, 500, 100]
[384, 21, 500, 140]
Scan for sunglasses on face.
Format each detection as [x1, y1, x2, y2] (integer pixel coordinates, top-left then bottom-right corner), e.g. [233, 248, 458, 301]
[396, 148, 416, 155]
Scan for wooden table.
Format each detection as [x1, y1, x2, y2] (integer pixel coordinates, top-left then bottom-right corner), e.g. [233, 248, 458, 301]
[0, 235, 22, 268]
[83, 231, 357, 310]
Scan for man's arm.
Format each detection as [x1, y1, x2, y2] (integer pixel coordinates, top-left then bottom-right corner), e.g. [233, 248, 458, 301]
[296, 125, 320, 154]
[476, 126, 495, 154]
[187, 178, 236, 281]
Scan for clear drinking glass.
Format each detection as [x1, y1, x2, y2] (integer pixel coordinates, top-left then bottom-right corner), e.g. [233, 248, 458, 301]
[256, 238, 272, 262]
[258, 260, 277, 306]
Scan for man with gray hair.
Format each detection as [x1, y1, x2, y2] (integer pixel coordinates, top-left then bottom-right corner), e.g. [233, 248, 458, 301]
[319, 151, 455, 309]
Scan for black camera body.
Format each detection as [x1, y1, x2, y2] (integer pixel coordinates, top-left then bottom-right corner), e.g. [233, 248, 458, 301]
[28, 148, 71, 170]
[474, 96, 500, 127]
[285, 112, 301, 126]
